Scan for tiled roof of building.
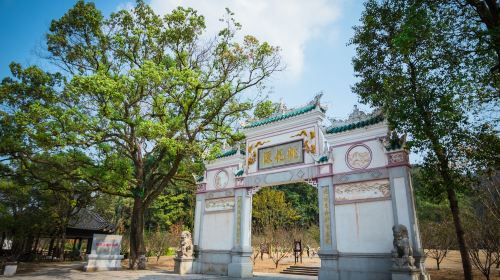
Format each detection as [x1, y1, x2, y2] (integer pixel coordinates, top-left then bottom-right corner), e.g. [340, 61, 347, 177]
[67, 208, 115, 233]
[244, 94, 326, 129]
[326, 106, 384, 134]
[234, 169, 244, 177]
[244, 103, 318, 129]
[326, 114, 384, 134]
[215, 149, 245, 159]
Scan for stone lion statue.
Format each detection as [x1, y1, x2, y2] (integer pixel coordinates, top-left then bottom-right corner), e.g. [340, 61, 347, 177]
[391, 224, 415, 269]
[176, 231, 193, 259]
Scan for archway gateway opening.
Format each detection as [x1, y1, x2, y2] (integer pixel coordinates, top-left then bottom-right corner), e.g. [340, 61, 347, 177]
[251, 182, 320, 272]
[192, 96, 430, 279]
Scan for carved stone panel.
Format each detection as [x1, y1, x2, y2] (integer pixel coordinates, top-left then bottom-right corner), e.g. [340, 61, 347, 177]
[205, 197, 235, 212]
[214, 170, 229, 189]
[335, 179, 390, 203]
[235, 196, 242, 245]
[321, 187, 332, 246]
[387, 151, 409, 166]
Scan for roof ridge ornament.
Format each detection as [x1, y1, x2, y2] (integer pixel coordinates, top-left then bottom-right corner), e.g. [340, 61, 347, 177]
[309, 92, 323, 107]
[326, 106, 384, 134]
[243, 94, 326, 129]
[329, 105, 382, 128]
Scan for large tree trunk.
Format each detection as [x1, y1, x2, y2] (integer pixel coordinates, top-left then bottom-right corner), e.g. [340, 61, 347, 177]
[433, 141, 473, 280]
[0, 232, 5, 255]
[33, 233, 40, 254]
[129, 197, 147, 269]
[409, 72, 474, 280]
[58, 228, 67, 261]
[48, 237, 55, 259]
[444, 177, 473, 280]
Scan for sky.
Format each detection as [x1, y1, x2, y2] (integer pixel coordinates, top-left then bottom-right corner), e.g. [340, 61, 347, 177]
[0, 0, 424, 163]
[0, 0, 368, 120]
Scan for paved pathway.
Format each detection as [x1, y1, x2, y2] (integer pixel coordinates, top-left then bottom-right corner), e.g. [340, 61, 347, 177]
[4, 263, 316, 280]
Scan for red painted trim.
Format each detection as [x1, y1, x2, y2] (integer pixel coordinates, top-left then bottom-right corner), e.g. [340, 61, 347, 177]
[246, 125, 316, 141]
[334, 175, 389, 185]
[316, 173, 334, 179]
[247, 162, 316, 175]
[387, 162, 412, 168]
[206, 164, 239, 173]
[334, 196, 391, 205]
[332, 166, 387, 177]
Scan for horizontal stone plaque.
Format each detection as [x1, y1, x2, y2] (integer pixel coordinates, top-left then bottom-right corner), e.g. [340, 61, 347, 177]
[258, 140, 303, 170]
[205, 197, 235, 212]
[335, 179, 390, 202]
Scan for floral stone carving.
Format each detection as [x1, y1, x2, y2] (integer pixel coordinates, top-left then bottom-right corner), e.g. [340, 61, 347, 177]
[335, 179, 390, 202]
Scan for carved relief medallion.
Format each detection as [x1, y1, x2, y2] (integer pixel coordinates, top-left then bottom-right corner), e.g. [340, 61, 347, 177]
[346, 144, 372, 170]
[214, 170, 229, 189]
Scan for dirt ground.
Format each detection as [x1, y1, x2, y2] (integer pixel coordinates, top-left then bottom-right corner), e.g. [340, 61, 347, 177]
[131, 250, 499, 279]
[422, 250, 500, 280]
[13, 250, 500, 279]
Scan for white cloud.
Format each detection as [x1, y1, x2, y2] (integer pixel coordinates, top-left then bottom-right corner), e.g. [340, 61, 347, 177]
[116, 1, 134, 12]
[149, 0, 340, 78]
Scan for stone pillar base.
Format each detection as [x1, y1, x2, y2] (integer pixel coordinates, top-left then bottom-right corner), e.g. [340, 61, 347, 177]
[3, 263, 18, 276]
[228, 248, 253, 278]
[83, 254, 124, 271]
[174, 257, 194, 275]
[391, 268, 422, 280]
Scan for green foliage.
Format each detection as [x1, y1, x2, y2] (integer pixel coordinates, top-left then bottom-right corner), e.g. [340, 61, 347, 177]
[0, 0, 281, 265]
[276, 183, 319, 227]
[351, 0, 499, 199]
[253, 100, 279, 119]
[252, 188, 300, 232]
[352, 2, 499, 277]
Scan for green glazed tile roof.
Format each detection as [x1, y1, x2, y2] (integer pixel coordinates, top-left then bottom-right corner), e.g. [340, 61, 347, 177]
[234, 169, 244, 177]
[215, 149, 245, 159]
[244, 103, 320, 129]
[317, 155, 328, 163]
[326, 114, 384, 134]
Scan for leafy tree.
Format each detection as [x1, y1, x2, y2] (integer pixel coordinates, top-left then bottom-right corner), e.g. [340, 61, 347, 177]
[0, 0, 281, 269]
[145, 168, 197, 231]
[351, 1, 499, 278]
[278, 184, 318, 227]
[456, 0, 500, 76]
[253, 100, 279, 119]
[420, 219, 456, 270]
[252, 188, 300, 233]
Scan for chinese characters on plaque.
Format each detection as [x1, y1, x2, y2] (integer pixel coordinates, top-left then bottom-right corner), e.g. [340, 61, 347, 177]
[258, 140, 304, 169]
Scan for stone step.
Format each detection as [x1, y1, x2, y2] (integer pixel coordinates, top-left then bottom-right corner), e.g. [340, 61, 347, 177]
[283, 268, 320, 272]
[288, 266, 319, 269]
[281, 271, 319, 276]
[281, 265, 320, 276]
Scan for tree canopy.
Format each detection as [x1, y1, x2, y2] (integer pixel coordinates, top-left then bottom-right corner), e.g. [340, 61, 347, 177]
[351, 1, 499, 279]
[0, 0, 281, 268]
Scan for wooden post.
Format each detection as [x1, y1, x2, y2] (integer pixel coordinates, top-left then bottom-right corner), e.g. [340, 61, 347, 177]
[77, 238, 82, 251]
[0, 232, 5, 254]
[48, 237, 55, 260]
[85, 238, 92, 254]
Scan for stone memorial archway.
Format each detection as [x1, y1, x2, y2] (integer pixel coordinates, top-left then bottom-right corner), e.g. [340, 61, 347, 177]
[191, 96, 429, 279]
